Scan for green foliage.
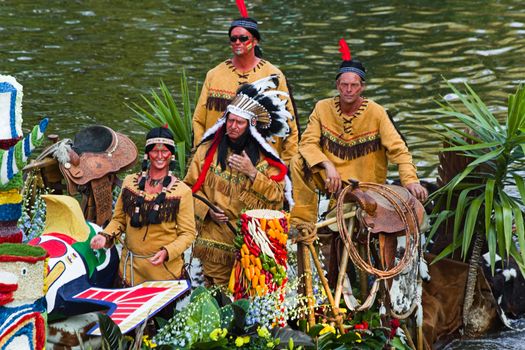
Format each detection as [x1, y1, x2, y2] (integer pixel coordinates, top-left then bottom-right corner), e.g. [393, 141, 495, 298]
[95, 313, 155, 350]
[154, 287, 312, 349]
[429, 82, 525, 274]
[128, 71, 197, 177]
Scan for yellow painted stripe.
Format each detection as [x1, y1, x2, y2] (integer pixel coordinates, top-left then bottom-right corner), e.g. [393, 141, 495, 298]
[0, 190, 22, 205]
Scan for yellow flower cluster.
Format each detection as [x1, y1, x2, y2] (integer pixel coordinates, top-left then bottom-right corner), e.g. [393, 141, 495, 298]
[235, 335, 250, 347]
[142, 335, 157, 348]
[209, 328, 228, 341]
[319, 324, 336, 335]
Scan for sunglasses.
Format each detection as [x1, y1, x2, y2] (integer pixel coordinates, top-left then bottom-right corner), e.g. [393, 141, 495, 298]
[229, 35, 251, 43]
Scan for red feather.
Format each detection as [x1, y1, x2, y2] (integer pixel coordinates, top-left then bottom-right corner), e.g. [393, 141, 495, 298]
[236, 0, 249, 18]
[339, 38, 352, 61]
[265, 157, 287, 182]
[163, 123, 169, 129]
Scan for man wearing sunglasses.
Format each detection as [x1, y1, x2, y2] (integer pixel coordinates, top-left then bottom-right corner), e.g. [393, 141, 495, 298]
[192, 14, 298, 165]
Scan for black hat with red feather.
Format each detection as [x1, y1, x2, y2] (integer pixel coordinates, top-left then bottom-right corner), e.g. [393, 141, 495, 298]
[336, 38, 366, 81]
[229, 0, 261, 41]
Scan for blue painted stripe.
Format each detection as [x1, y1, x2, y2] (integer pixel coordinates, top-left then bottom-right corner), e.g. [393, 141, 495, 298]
[7, 148, 14, 180]
[24, 134, 31, 155]
[0, 203, 23, 221]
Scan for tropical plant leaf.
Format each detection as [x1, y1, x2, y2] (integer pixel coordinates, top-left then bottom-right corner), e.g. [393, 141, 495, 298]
[451, 186, 477, 252]
[425, 210, 453, 250]
[486, 224, 497, 275]
[511, 203, 525, 266]
[307, 324, 325, 337]
[431, 83, 525, 276]
[97, 313, 123, 350]
[514, 174, 525, 206]
[507, 84, 525, 135]
[191, 338, 229, 349]
[494, 203, 506, 261]
[484, 179, 495, 239]
[461, 194, 484, 259]
[271, 326, 315, 348]
[443, 141, 501, 152]
[129, 72, 196, 177]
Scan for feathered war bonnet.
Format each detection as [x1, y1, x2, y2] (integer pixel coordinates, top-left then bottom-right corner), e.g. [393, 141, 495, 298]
[336, 38, 366, 81]
[194, 75, 295, 207]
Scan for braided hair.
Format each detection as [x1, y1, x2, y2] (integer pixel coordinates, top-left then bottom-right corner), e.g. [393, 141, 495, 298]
[130, 127, 176, 228]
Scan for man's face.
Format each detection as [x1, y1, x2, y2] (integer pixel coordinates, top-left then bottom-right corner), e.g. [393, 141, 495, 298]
[148, 144, 172, 172]
[230, 27, 257, 57]
[336, 73, 365, 105]
[226, 113, 249, 142]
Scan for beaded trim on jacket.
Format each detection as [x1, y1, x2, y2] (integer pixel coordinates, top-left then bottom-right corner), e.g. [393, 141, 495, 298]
[320, 97, 382, 160]
[205, 59, 269, 112]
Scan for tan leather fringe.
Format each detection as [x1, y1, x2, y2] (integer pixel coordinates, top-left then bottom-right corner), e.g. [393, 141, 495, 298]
[321, 136, 382, 161]
[193, 244, 236, 266]
[122, 188, 180, 223]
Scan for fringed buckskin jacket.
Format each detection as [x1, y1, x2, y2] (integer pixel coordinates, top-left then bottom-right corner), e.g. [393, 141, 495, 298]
[184, 142, 285, 270]
[104, 174, 196, 286]
[192, 59, 298, 164]
[300, 96, 419, 185]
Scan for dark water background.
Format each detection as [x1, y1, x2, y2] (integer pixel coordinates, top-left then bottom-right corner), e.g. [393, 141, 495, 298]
[2, 0, 525, 347]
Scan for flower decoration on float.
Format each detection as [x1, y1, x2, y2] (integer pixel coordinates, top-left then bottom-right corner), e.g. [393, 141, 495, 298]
[0, 75, 49, 243]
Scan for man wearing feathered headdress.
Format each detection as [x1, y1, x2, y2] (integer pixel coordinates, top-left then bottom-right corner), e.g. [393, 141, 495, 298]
[290, 39, 428, 225]
[192, 0, 298, 165]
[184, 75, 293, 286]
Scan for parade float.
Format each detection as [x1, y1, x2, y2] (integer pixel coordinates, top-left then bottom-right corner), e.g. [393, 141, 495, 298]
[0, 65, 523, 350]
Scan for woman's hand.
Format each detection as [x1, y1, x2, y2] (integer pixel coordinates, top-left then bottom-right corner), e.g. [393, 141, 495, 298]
[228, 151, 257, 181]
[90, 234, 107, 250]
[149, 248, 168, 266]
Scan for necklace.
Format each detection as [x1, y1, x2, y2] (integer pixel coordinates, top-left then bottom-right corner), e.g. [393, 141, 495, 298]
[148, 177, 163, 187]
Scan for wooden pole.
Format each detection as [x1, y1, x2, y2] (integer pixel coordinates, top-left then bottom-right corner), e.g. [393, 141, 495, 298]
[334, 212, 356, 308]
[308, 243, 345, 334]
[301, 239, 316, 327]
[358, 244, 368, 300]
[315, 211, 355, 229]
[401, 324, 417, 350]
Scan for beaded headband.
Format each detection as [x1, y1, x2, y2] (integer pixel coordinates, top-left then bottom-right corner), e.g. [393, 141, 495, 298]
[145, 137, 175, 147]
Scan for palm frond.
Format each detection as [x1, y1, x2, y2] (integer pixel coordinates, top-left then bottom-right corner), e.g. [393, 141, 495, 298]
[431, 82, 525, 273]
[128, 70, 197, 177]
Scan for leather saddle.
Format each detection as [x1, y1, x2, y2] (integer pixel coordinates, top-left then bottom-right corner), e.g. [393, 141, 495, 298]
[343, 182, 426, 235]
[57, 125, 137, 226]
[60, 125, 137, 194]
[341, 181, 427, 271]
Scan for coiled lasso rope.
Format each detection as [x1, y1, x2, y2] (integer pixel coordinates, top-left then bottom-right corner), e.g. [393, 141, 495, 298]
[336, 182, 421, 310]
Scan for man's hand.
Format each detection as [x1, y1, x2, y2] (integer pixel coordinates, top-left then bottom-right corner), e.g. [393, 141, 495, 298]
[406, 183, 428, 203]
[148, 248, 168, 266]
[322, 160, 342, 193]
[90, 234, 107, 250]
[228, 151, 257, 180]
[209, 207, 229, 224]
